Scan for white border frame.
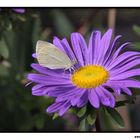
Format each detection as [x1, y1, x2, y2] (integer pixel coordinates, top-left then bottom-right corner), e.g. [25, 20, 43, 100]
[0, 133, 139, 140]
[0, 0, 140, 7]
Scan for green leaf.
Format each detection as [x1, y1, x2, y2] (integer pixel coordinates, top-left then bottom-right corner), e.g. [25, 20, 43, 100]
[100, 107, 114, 131]
[133, 25, 140, 36]
[32, 18, 42, 47]
[34, 115, 45, 129]
[79, 118, 86, 131]
[51, 10, 74, 37]
[16, 15, 26, 22]
[86, 110, 96, 125]
[52, 113, 59, 120]
[115, 97, 136, 108]
[134, 42, 140, 49]
[40, 29, 51, 41]
[0, 38, 9, 59]
[105, 108, 125, 128]
[0, 64, 9, 77]
[77, 106, 87, 118]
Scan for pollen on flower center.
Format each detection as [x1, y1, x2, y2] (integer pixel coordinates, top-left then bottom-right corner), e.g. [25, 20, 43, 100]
[71, 65, 109, 88]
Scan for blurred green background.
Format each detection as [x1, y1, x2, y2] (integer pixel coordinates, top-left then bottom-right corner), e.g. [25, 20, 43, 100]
[0, 8, 140, 131]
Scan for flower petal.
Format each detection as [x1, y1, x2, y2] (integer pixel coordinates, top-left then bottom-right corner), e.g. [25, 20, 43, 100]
[70, 89, 86, 106]
[27, 73, 71, 85]
[103, 84, 121, 95]
[12, 8, 25, 13]
[122, 87, 132, 96]
[110, 58, 140, 75]
[110, 68, 140, 80]
[32, 53, 37, 58]
[31, 63, 69, 78]
[71, 33, 88, 66]
[106, 79, 140, 89]
[102, 35, 122, 66]
[97, 29, 113, 65]
[53, 37, 65, 52]
[56, 88, 83, 102]
[46, 101, 65, 113]
[47, 85, 75, 97]
[88, 89, 100, 108]
[95, 87, 110, 106]
[91, 31, 101, 64]
[88, 31, 101, 64]
[107, 51, 140, 70]
[77, 91, 88, 107]
[58, 101, 71, 116]
[32, 84, 49, 96]
[61, 38, 76, 61]
[99, 86, 115, 107]
[110, 42, 131, 61]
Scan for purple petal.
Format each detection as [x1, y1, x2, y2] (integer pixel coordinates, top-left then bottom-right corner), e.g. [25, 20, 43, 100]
[99, 86, 115, 107]
[32, 84, 47, 96]
[77, 90, 88, 107]
[53, 37, 66, 52]
[31, 63, 69, 78]
[71, 33, 88, 66]
[110, 42, 131, 61]
[110, 68, 140, 80]
[90, 31, 101, 64]
[70, 89, 86, 106]
[46, 102, 65, 113]
[110, 58, 140, 75]
[102, 35, 122, 66]
[103, 84, 121, 96]
[106, 79, 140, 89]
[32, 53, 37, 58]
[95, 87, 110, 106]
[47, 101, 71, 116]
[47, 85, 75, 97]
[121, 87, 132, 96]
[27, 73, 71, 85]
[113, 56, 140, 70]
[58, 101, 71, 116]
[107, 51, 140, 70]
[56, 88, 83, 102]
[97, 29, 113, 65]
[88, 89, 100, 108]
[56, 88, 80, 102]
[32, 88, 49, 96]
[88, 31, 101, 64]
[61, 38, 76, 61]
[31, 63, 52, 75]
[12, 8, 25, 13]
[105, 42, 130, 68]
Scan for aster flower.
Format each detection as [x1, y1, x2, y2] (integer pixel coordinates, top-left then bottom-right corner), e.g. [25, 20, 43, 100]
[28, 29, 140, 117]
[0, 8, 25, 13]
[12, 8, 25, 13]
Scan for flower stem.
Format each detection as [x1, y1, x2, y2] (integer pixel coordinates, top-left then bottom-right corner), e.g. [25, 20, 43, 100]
[95, 112, 101, 132]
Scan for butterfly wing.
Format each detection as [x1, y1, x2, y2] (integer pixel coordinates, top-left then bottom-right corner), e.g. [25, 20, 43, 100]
[36, 41, 73, 69]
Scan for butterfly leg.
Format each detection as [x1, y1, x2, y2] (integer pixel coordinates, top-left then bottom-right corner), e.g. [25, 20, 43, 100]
[62, 68, 68, 76]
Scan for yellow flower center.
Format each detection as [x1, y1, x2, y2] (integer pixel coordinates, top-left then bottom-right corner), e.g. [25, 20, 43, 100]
[71, 65, 109, 88]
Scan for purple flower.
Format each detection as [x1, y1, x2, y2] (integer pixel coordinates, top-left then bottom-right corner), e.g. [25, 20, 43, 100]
[0, 8, 25, 13]
[12, 8, 25, 13]
[28, 29, 140, 116]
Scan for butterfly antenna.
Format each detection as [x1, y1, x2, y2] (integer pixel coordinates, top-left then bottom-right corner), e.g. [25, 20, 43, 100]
[25, 81, 33, 87]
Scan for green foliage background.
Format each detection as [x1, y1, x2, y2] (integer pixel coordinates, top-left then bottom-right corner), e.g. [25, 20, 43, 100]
[0, 8, 140, 131]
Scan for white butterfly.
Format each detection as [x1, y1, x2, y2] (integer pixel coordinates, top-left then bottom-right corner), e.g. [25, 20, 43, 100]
[36, 40, 76, 70]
